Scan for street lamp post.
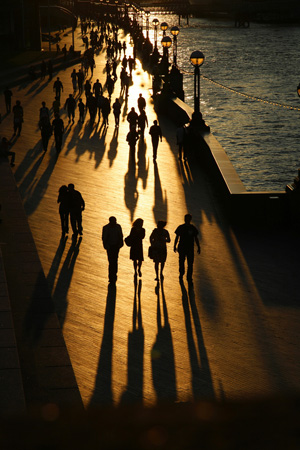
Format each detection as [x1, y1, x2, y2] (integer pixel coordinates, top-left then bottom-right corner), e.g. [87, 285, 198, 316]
[152, 18, 159, 48]
[170, 26, 179, 66]
[160, 22, 168, 36]
[190, 50, 205, 117]
[161, 35, 172, 76]
[145, 11, 150, 39]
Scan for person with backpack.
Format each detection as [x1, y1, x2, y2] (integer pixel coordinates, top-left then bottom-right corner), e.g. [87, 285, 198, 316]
[67, 183, 85, 238]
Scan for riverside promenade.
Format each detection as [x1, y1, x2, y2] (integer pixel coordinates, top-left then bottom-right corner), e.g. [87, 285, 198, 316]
[0, 23, 300, 414]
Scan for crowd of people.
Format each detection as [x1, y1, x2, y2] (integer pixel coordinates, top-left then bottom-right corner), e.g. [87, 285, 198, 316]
[101, 214, 200, 285]
[0, 16, 202, 287]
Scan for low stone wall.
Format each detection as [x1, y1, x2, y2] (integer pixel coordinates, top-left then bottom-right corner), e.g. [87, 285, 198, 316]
[165, 96, 290, 228]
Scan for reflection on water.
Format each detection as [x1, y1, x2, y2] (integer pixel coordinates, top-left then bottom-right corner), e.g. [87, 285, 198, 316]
[146, 15, 299, 191]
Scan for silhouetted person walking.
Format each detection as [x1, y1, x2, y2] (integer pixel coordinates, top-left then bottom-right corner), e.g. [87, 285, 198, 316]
[78, 98, 85, 123]
[138, 110, 148, 138]
[52, 113, 64, 152]
[39, 115, 52, 152]
[57, 185, 70, 235]
[64, 94, 76, 123]
[149, 120, 162, 162]
[102, 216, 124, 284]
[0, 137, 15, 167]
[137, 93, 146, 113]
[176, 124, 187, 160]
[53, 77, 63, 99]
[149, 221, 170, 281]
[126, 218, 145, 278]
[12, 100, 23, 136]
[126, 129, 139, 158]
[4, 87, 12, 113]
[127, 107, 138, 131]
[112, 97, 121, 127]
[68, 183, 85, 238]
[174, 214, 201, 283]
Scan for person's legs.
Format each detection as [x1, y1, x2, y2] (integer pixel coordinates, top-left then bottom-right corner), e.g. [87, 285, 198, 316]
[178, 251, 186, 279]
[70, 212, 77, 235]
[77, 212, 83, 235]
[152, 139, 158, 160]
[154, 261, 159, 280]
[160, 261, 165, 279]
[59, 211, 65, 233]
[137, 260, 142, 277]
[186, 249, 195, 281]
[107, 246, 119, 283]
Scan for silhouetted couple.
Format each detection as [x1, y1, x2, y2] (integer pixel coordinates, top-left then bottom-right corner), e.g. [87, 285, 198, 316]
[57, 184, 85, 238]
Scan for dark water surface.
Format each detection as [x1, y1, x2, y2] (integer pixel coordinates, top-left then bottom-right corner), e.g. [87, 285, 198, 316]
[147, 15, 300, 191]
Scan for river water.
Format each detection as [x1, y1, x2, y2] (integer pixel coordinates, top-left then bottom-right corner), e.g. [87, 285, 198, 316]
[145, 15, 300, 191]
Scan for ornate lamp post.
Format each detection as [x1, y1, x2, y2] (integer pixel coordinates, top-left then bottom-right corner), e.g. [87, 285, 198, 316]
[161, 35, 172, 76]
[190, 50, 205, 117]
[145, 11, 150, 39]
[152, 18, 159, 48]
[160, 22, 168, 36]
[170, 26, 179, 66]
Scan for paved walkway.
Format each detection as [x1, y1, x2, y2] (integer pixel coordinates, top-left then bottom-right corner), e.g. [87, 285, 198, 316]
[0, 24, 300, 411]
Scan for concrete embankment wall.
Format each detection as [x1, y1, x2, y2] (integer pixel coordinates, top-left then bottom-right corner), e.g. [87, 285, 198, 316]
[162, 96, 290, 228]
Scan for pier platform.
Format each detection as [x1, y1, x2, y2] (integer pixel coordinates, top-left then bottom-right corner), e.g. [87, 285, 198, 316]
[0, 22, 300, 443]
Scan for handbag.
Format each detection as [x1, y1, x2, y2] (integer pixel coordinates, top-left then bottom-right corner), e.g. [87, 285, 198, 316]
[148, 245, 153, 259]
[125, 235, 132, 247]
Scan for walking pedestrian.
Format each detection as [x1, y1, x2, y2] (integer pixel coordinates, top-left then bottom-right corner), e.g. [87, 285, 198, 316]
[51, 113, 64, 152]
[137, 93, 146, 113]
[149, 120, 162, 161]
[53, 77, 63, 99]
[68, 183, 85, 238]
[127, 107, 138, 131]
[176, 124, 187, 160]
[57, 185, 70, 235]
[149, 221, 171, 281]
[84, 79, 92, 99]
[126, 218, 145, 278]
[126, 128, 139, 158]
[93, 79, 103, 100]
[12, 100, 23, 136]
[4, 87, 13, 113]
[112, 97, 121, 127]
[102, 216, 124, 284]
[64, 94, 76, 123]
[0, 137, 15, 167]
[52, 96, 60, 116]
[77, 69, 84, 94]
[71, 69, 77, 92]
[174, 213, 201, 283]
[39, 113, 52, 152]
[101, 96, 111, 126]
[39, 101, 50, 122]
[78, 98, 85, 123]
[138, 110, 148, 138]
